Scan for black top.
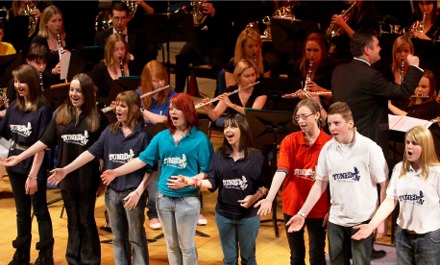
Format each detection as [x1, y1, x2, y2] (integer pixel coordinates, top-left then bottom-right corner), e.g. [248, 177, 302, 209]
[406, 100, 440, 121]
[207, 148, 270, 219]
[224, 83, 267, 116]
[291, 57, 334, 91]
[39, 108, 108, 191]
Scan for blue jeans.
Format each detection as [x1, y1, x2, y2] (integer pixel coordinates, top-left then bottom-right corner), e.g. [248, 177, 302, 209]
[105, 188, 149, 265]
[395, 226, 440, 265]
[7, 170, 54, 254]
[62, 188, 100, 265]
[327, 222, 373, 265]
[147, 171, 159, 220]
[215, 213, 260, 265]
[283, 213, 326, 265]
[157, 192, 200, 265]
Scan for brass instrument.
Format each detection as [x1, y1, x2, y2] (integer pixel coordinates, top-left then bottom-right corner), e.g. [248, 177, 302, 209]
[410, 12, 426, 35]
[101, 85, 170, 113]
[0, 88, 9, 109]
[326, 1, 356, 41]
[191, 1, 207, 27]
[95, 9, 112, 32]
[122, 0, 138, 18]
[400, 59, 405, 84]
[56, 31, 63, 62]
[273, 1, 295, 19]
[195, 81, 260, 109]
[303, 59, 314, 91]
[282, 91, 332, 99]
[261, 16, 272, 40]
[23, 3, 38, 37]
[119, 57, 125, 77]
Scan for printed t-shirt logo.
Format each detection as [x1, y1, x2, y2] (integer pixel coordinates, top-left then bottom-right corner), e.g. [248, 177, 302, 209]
[109, 149, 135, 164]
[163, 154, 187, 169]
[399, 190, 425, 205]
[61, 131, 89, 146]
[10, 122, 32, 137]
[332, 167, 361, 181]
[294, 168, 316, 180]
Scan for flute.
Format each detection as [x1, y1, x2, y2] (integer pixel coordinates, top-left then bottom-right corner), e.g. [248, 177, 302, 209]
[282, 91, 332, 99]
[430, 117, 440, 123]
[101, 85, 170, 113]
[195, 81, 260, 109]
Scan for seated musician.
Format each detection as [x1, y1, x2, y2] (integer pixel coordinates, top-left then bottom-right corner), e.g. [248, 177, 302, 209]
[389, 69, 440, 121]
[410, 0, 440, 41]
[91, 33, 140, 108]
[202, 59, 267, 127]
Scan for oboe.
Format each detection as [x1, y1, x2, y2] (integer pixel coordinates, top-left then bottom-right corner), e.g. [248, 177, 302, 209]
[303, 59, 314, 90]
[101, 85, 170, 113]
[56, 31, 63, 62]
[400, 59, 405, 84]
[195, 81, 260, 109]
[119, 57, 125, 77]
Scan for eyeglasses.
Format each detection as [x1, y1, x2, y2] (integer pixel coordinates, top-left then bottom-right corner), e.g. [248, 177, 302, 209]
[294, 113, 314, 121]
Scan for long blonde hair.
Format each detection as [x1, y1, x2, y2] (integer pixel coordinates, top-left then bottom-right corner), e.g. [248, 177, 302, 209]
[234, 28, 264, 75]
[401, 126, 440, 179]
[139, 60, 170, 109]
[391, 35, 414, 75]
[38, 5, 65, 40]
[103, 33, 129, 68]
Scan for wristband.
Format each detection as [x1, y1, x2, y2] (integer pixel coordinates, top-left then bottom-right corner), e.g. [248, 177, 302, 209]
[28, 175, 38, 180]
[134, 190, 141, 197]
[191, 178, 199, 188]
[297, 211, 307, 218]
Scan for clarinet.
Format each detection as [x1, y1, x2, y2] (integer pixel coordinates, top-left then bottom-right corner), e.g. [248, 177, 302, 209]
[119, 57, 125, 77]
[56, 31, 63, 62]
[400, 59, 405, 84]
[303, 59, 314, 90]
[39, 71, 44, 91]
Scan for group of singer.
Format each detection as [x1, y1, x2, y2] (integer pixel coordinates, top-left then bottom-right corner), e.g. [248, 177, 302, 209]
[1, 1, 440, 265]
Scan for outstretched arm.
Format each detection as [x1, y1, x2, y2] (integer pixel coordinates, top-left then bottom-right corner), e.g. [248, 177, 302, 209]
[1, 141, 47, 167]
[255, 171, 287, 215]
[101, 158, 147, 185]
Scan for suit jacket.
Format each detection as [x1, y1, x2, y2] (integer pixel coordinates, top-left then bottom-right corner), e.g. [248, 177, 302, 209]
[331, 59, 423, 152]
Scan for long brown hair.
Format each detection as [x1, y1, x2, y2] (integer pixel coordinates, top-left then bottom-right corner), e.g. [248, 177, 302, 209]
[220, 114, 253, 159]
[12, 64, 44, 112]
[103, 33, 129, 68]
[139, 60, 170, 109]
[299, 33, 327, 78]
[408, 69, 437, 107]
[55, 73, 100, 132]
[110, 90, 142, 133]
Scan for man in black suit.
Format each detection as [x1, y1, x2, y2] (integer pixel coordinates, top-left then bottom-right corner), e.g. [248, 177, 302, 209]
[332, 29, 423, 153]
[94, 2, 157, 75]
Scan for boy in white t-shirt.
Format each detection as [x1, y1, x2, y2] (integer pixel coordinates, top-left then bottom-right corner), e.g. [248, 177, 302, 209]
[286, 102, 389, 264]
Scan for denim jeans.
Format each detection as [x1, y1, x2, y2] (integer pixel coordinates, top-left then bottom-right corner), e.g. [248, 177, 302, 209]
[327, 222, 373, 265]
[105, 188, 149, 265]
[147, 171, 159, 220]
[157, 192, 200, 265]
[215, 213, 260, 265]
[283, 213, 326, 265]
[62, 188, 100, 265]
[7, 170, 54, 254]
[395, 226, 440, 265]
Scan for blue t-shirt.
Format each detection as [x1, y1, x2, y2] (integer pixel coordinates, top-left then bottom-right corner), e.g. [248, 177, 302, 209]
[135, 88, 176, 126]
[138, 126, 213, 198]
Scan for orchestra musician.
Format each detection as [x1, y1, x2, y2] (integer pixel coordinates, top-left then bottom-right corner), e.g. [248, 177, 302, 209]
[410, 0, 440, 41]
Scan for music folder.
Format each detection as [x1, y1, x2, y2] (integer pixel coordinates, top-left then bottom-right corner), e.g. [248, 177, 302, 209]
[388, 114, 434, 132]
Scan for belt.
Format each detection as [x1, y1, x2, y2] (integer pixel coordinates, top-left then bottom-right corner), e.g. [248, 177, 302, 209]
[10, 142, 29, 151]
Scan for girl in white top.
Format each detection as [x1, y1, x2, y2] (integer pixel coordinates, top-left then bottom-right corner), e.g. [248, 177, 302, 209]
[353, 125, 440, 265]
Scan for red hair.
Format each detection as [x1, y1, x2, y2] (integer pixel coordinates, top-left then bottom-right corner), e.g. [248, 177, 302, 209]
[167, 93, 199, 134]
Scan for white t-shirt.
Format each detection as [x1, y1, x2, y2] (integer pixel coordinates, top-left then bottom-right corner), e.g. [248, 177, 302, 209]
[315, 131, 388, 227]
[387, 162, 440, 234]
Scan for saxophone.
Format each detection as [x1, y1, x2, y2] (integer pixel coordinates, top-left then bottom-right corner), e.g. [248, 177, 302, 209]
[303, 59, 314, 91]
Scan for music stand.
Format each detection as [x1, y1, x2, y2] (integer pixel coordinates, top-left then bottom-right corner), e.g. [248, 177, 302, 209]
[0, 53, 22, 87]
[67, 46, 105, 81]
[259, 77, 301, 112]
[43, 83, 70, 111]
[142, 13, 195, 80]
[245, 108, 299, 238]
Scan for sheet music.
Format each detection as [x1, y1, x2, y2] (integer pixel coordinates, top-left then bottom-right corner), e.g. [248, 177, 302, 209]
[60, 51, 71, 81]
[0, 138, 10, 160]
[388, 114, 434, 132]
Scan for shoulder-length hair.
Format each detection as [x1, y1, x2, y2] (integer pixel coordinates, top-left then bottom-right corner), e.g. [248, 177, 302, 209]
[110, 90, 142, 133]
[55, 73, 100, 132]
[408, 69, 437, 107]
[38, 5, 64, 40]
[140, 60, 170, 109]
[401, 126, 440, 179]
[391, 35, 414, 74]
[219, 114, 253, 159]
[103, 33, 129, 68]
[299, 32, 327, 78]
[234, 28, 264, 75]
[293, 98, 324, 128]
[12, 64, 44, 112]
[166, 93, 199, 134]
[233, 59, 259, 84]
